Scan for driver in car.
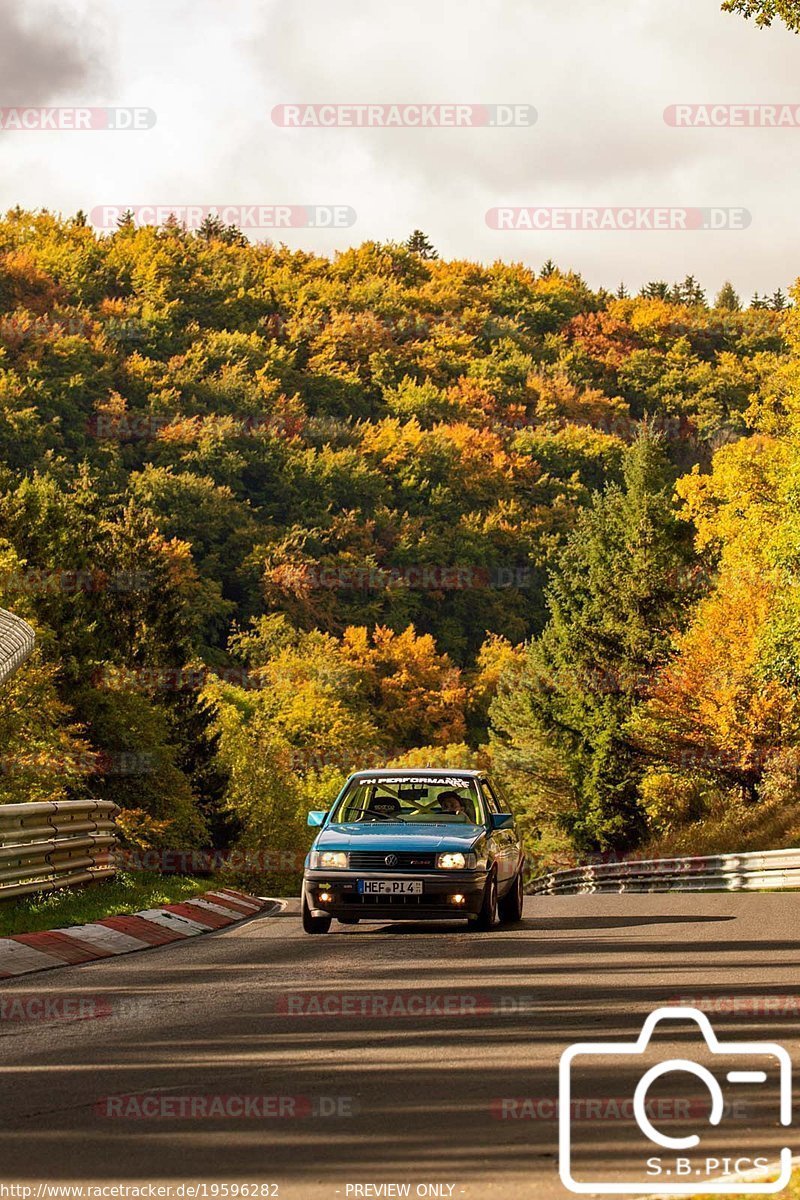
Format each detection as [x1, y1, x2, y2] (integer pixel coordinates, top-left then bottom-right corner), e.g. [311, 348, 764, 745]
[438, 790, 469, 818]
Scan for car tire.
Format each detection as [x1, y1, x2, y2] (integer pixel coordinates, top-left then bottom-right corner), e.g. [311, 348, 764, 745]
[302, 888, 332, 934]
[498, 868, 524, 924]
[471, 873, 498, 931]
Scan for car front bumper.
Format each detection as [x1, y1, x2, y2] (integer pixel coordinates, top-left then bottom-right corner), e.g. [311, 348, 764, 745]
[304, 868, 488, 920]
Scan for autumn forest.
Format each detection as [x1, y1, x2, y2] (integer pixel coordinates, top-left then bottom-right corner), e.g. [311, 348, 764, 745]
[1, 210, 799, 877]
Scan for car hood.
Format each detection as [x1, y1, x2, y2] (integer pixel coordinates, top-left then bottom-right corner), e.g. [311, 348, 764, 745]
[316, 823, 484, 853]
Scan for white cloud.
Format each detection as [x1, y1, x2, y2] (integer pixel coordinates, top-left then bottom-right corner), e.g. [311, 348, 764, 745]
[0, 0, 106, 103]
[2, 0, 798, 296]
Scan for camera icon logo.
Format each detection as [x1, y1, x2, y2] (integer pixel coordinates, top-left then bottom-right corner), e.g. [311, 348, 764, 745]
[559, 1006, 792, 1194]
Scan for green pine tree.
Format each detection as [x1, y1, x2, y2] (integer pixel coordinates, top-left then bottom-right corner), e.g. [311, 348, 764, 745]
[198, 212, 248, 246]
[673, 275, 707, 306]
[167, 688, 236, 849]
[405, 229, 438, 259]
[490, 430, 697, 854]
[640, 280, 671, 301]
[714, 281, 742, 311]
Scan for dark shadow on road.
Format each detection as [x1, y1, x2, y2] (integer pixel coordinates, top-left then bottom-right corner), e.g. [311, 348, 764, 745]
[0, 895, 798, 1193]
[379, 914, 736, 934]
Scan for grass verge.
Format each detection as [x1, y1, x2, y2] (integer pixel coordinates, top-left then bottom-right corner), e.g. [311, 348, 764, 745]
[0, 871, 209, 937]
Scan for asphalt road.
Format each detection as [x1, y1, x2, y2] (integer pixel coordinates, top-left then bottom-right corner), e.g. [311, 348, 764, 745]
[0, 894, 799, 1200]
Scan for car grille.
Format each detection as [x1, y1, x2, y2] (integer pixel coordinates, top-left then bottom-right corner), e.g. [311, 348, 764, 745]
[348, 851, 436, 871]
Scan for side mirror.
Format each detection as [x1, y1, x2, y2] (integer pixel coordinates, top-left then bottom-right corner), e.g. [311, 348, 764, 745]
[490, 812, 514, 832]
[307, 810, 327, 827]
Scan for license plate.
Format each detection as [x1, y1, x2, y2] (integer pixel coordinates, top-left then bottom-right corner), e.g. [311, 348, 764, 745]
[358, 880, 423, 895]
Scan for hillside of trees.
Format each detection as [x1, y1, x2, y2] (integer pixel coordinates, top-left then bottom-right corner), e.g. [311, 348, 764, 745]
[0, 209, 798, 873]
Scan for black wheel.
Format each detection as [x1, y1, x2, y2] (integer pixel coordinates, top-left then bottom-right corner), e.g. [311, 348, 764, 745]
[337, 917, 360, 925]
[302, 888, 332, 934]
[471, 873, 498, 931]
[498, 868, 524, 924]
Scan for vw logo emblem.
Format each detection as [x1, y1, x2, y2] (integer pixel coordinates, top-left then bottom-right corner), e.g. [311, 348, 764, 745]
[385, 854, 399, 867]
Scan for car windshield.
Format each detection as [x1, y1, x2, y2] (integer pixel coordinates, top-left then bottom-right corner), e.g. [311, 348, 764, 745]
[330, 776, 484, 825]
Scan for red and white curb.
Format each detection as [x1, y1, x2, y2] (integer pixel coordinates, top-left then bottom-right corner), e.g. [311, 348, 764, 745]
[0, 889, 268, 979]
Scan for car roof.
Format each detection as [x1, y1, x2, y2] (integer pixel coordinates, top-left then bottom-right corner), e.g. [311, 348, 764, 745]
[350, 768, 483, 779]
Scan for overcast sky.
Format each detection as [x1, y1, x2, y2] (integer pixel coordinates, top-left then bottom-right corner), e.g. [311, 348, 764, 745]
[2, 0, 799, 298]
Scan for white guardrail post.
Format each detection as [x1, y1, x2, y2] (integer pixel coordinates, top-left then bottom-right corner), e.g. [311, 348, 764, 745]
[0, 607, 120, 899]
[527, 847, 800, 895]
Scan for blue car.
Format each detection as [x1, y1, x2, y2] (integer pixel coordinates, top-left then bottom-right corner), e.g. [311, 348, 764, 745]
[302, 768, 525, 933]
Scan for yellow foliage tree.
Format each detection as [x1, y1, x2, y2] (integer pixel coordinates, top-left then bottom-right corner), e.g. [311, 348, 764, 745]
[633, 569, 800, 798]
[340, 624, 467, 747]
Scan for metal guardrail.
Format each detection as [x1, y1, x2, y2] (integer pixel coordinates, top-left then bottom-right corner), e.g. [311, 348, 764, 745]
[0, 800, 120, 900]
[0, 607, 36, 685]
[0, 608, 121, 901]
[528, 847, 800, 895]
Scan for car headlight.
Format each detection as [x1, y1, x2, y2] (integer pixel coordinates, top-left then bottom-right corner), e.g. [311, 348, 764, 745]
[309, 850, 348, 869]
[437, 851, 476, 870]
